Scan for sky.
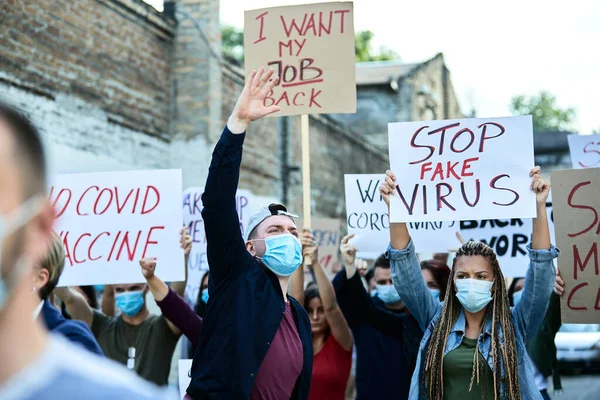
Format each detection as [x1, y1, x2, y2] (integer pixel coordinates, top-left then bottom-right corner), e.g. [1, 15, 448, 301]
[146, 0, 600, 134]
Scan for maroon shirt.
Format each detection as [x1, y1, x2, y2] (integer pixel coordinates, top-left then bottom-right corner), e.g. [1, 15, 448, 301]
[250, 301, 304, 400]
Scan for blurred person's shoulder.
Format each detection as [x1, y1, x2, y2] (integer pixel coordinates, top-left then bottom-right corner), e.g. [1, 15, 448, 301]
[0, 334, 177, 400]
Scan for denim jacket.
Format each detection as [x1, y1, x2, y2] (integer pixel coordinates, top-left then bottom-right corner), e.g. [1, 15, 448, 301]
[388, 239, 559, 400]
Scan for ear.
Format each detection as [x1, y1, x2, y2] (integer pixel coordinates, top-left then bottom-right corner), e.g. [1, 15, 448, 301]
[245, 241, 256, 257]
[33, 267, 50, 292]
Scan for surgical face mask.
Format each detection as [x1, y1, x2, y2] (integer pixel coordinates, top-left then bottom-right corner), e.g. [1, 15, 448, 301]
[0, 196, 44, 310]
[255, 234, 303, 277]
[201, 288, 209, 304]
[512, 289, 523, 306]
[115, 290, 145, 317]
[370, 289, 377, 297]
[376, 284, 401, 304]
[429, 288, 441, 301]
[455, 279, 493, 313]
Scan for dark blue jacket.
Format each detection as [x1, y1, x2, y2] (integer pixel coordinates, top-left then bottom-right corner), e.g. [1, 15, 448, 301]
[187, 127, 313, 400]
[333, 269, 422, 400]
[41, 299, 103, 356]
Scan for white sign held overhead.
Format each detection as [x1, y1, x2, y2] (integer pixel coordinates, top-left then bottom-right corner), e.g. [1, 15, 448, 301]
[567, 134, 600, 169]
[388, 116, 536, 223]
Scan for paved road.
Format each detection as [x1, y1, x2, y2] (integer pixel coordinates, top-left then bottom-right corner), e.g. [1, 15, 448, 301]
[549, 373, 600, 400]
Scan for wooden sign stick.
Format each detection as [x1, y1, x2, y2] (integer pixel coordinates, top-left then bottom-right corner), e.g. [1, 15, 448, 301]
[301, 114, 313, 265]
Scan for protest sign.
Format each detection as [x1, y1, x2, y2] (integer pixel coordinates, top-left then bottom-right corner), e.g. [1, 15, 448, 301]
[388, 116, 536, 223]
[51, 170, 184, 286]
[178, 359, 192, 399]
[302, 218, 341, 279]
[244, 2, 356, 116]
[182, 187, 252, 305]
[459, 218, 532, 277]
[567, 134, 600, 169]
[344, 174, 461, 259]
[552, 168, 600, 323]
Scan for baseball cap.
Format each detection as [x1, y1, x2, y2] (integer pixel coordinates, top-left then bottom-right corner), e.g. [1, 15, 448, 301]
[244, 203, 298, 241]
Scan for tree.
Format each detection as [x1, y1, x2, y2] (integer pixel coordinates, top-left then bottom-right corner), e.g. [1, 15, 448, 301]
[355, 30, 399, 62]
[220, 26, 400, 65]
[222, 25, 244, 64]
[510, 91, 575, 132]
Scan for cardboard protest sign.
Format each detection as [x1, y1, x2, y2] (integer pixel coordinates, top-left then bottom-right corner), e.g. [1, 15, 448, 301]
[388, 116, 536, 223]
[567, 134, 600, 169]
[52, 170, 184, 286]
[178, 359, 192, 399]
[551, 168, 600, 323]
[302, 218, 341, 279]
[182, 187, 251, 305]
[459, 219, 532, 277]
[244, 2, 356, 116]
[344, 174, 461, 259]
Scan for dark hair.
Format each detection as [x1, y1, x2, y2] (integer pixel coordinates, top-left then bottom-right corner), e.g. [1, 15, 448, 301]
[374, 254, 390, 270]
[303, 284, 330, 339]
[507, 277, 525, 307]
[420, 259, 451, 299]
[0, 102, 46, 197]
[365, 267, 375, 283]
[194, 270, 211, 317]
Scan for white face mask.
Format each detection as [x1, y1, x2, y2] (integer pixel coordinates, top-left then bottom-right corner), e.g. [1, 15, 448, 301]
[0, 196, 44, 310]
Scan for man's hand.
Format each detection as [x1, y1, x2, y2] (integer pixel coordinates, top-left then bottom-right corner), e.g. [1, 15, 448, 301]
[227, 67, 280, 133]
[340, 234, 357, 268]
[530, 166, 550, 205]
[180, 226, 192, 256]
[554, 268, 565, 296]
[140, 258, 157, 280]
[380, 170, 396, 208]
[301, 228, 318, 267]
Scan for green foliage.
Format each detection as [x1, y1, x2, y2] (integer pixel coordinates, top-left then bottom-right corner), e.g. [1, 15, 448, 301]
[354, 30, 399, 62]
[510, 91, 575, 132]
[222, 25, 244, 64]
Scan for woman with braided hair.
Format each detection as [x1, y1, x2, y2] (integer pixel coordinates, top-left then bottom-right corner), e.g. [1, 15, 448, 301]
[380, 166, 558, 400]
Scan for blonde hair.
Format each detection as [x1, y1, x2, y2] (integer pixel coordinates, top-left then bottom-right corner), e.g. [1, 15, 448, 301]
[38, 231, 65, 300]
[424, 241, 521, 400]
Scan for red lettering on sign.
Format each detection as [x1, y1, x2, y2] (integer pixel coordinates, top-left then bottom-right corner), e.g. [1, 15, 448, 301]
[142, 226, 165, 259]
[141, 186, 160, 215]
[89, 232, 109, 261]
[573, 243, 598, 280]
[567, 282, 589, 311]
[567, 181, 599, 237]
[254, 12, 268, 44]
[77, 186, 99, 216]
[478, 122, 505, 153]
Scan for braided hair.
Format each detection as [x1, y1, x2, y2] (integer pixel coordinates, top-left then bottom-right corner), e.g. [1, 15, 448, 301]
[424, 241, 521, 400]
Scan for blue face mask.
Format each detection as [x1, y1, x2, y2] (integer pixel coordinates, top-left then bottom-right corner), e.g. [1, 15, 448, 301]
[201, 288, 209, 304]
[455, 279, 493, 313]
[257, 234, 303, 277]
[376, 284, 401, 304]
[370, 289, 377, 297]
[115, 290, 145, 317]
[512, 289, 523, 306]
[429, 288, 441, 301]
[93, 285, 105, 293]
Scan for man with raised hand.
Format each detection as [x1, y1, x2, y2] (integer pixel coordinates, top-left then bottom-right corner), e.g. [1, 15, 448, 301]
[186, 67, 312, 400]
[0, 101, 174, 400]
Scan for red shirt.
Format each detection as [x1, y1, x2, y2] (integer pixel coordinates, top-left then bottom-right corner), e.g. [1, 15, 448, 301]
[250, 301, 303, 400]
[308, 334, 352, 400]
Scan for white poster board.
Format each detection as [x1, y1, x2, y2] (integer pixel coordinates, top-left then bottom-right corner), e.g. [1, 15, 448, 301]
[567, 134, 600, 169]
[182, 187, 252, 305]
[52, 170, 184, 286]
[344, 174, 461, 259]
[178, 359, 193, 399]
[459, 218, 532, 277]
[388, 116, 536, 223]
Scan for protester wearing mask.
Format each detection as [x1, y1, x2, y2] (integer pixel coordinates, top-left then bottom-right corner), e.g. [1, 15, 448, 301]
[30, 231, 103, 355]
[382, 167, 558, 399]
[290, 229, 353, 400]
[420, 259, 451, 302]
[186, 67, 312, 400]
[0, 102, 173, 400]
[55, 227, 192, 386]
[332, 234, 422, 399]
[508, 273, 565, 400]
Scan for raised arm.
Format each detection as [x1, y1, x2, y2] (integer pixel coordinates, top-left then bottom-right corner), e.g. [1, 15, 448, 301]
[202, 68, 280, 283]
[171, 227, 192, 297]
[380, 170, 440, 331]
[54, 287, 94, 329]
[140, 258, 182, 336]
[101, 285, 115, 316]
[303, 229, 353, 351]
[513, 167, 559, 341]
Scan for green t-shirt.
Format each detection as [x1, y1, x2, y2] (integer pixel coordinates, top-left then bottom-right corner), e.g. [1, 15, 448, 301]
[92, 310, 179, 386]
[443, 337, 495, 400]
